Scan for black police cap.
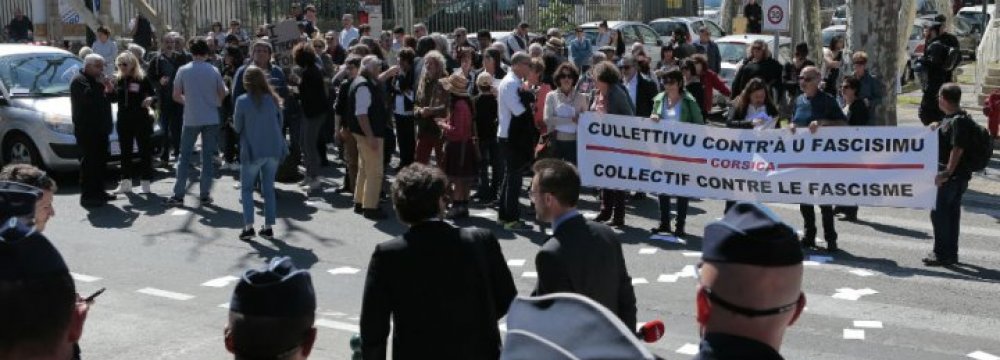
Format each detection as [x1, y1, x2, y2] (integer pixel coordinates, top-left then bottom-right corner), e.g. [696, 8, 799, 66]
[230, 257, 316, 317]
[702, 202, 803, 266]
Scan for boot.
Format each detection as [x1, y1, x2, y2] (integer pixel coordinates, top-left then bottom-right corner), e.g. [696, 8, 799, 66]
[113, 181, 133, 195]
[140, 180, 152, 194]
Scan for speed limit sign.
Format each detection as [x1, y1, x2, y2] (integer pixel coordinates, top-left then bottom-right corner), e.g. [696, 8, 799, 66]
[762, 0, 789, 32]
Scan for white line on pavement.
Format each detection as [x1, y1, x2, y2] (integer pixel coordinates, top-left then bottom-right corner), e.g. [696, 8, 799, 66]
[657, 274, 679, 283]
[843, 329, 865, 340]
[218, 303, 229, 309]
[328, 267, 361, 275]
[681, 251, 701, 257]
[71, 272, 102, 282]
[136, 287, 195, 301]
[170, 209, 189, 216]
[676, 343, 699, 355]
[968, 351, 1000, 360]
[201, 275, 240, 287]
[631, 278, 648, 285]
[849, 269, 876, 277]
[639, 248, 658, 254]
[521, 271, 537, 278]
[315, 318, 360, 333]
[507, 259, 526, 267]
[853, 320, 884, 329]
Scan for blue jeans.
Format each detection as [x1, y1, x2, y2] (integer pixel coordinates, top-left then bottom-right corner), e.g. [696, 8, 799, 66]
[172, 124, 219, 199]
[241, 157, 279, 226]
[931, 177, 969, 261]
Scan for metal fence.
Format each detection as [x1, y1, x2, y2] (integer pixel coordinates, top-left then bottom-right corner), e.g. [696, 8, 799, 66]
[0, 0, 34, 41]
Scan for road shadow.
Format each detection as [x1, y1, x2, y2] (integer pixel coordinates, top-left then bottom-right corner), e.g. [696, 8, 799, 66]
[236, 236, 320, 271]
[847, 217, 932, 239]
[963, 187, 1000, 221]
[84, 203, 140, 229]
[827, 250, 1000, 284]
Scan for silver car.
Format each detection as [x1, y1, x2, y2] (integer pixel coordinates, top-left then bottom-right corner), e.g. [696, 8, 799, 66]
[0, 44, 163, 172]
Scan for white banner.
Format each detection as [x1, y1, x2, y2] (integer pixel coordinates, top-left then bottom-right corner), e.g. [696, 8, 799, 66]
[578, 113, 939, 209]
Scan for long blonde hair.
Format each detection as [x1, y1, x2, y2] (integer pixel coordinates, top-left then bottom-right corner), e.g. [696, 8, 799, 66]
[114, 52, 145, 81]
[242, 65, 282, 108]
[417, 50, 446, 100]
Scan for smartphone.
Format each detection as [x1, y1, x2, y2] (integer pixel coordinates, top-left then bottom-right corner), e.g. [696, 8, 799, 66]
[84, 288, 106, 304]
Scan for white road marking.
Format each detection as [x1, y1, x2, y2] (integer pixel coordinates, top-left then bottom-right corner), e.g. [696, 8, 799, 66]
[677, 265, 697, 278]
[499, 323, 508, 333]
[201, 275, 240, 287]
[639, 248, 658, 254]
[843, 328, 865, 340]
[808, 255, 834, 263]
[803, 261, 822, 266]
[470, 210, 496, 218]
[218, 303, 229, 309]
[507, 259, 526, 267]
[521, 271, 538, 278]
[631, 278, 648, 285]
[328, 267, 361, 275]
[853, 320, 884, 329]
[676, 343, 699, 355]
[832, 288, 879, 301]
[315, 318, 360, 333]
[650, 234, 685, 244]
[968, 351, 1000, 360]
[71, 272, 102, 282]
[849, 269, 876, 277]
[347, 316, 360, 321]
[681, 251, 702, 257]
[136, 287, 194, 301]
[170, 209, 189, 216]
[657, 274, 679, 283]
[321, 311, 347, 317]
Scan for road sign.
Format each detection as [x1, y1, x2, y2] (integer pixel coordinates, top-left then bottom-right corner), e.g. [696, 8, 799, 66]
[762, 0, 789, 32]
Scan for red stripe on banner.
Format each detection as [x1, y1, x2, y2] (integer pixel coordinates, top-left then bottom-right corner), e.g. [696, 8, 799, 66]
[586, 145, 708, 164]
[777, 163, 925, 170]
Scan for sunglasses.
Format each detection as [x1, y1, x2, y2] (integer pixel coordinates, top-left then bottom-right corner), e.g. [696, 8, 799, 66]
[695, 263, 802, 318]
[117, 63, 128, 67]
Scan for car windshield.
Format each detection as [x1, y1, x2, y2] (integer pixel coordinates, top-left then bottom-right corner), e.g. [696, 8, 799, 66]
[717, 42, 748, 63]
[0, 53, 82, 97]
[649, 21, 684, 37]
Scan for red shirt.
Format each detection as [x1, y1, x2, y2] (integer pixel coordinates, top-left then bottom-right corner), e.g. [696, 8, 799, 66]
[700, 70, 731, 113]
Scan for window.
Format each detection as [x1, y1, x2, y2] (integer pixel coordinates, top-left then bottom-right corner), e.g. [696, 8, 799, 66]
[703, 20, 725, 37]
[619, 26, 640, 46]
[636, 25, 660, 46]
[0, 54, 81, 97]
[649, 21, 683, 37]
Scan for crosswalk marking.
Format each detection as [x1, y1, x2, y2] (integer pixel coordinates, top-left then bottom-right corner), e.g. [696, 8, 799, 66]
[853, 320, 884, 329]
[968, 351, 1000, 360]
[315, 318, 360, 333]
[507, 259, 526, 267]
[201, 275, 240, 287]
[71, 272, 102, 282]
[639, 248, 658, 254]
[849, 269, 876, 277]
[632, 278, 648, 285]
[521, 271, 537, 278]
[832, 288, 879, 301]
[328, 267, 361, 275]
[843, 328, 865, 340]
[675, 343, 699, 355]
[136, 287, 194, 301]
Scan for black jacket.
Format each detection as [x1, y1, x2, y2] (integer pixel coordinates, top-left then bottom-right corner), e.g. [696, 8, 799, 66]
[147, 51, 192, 111]
[360, 221, 516, 360]
[70, 70, 113, 140]
[534, 214, 638, 331]
[474, 93, 499, 141]
[744, 3, 763, 33]
[694, 333, 784, 360]
[298, 64, 329, 118]
[633, 75, 658, 118]
[731, 57, 783, 99]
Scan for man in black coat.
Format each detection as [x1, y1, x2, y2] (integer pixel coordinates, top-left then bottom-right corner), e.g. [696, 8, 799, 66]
[147, 32, 191, 163]
[744, 0, 763, 34]
[361, 163, 516, 360]
[919, 22, 961, 126]
[622, 55, 658, 118]
[71, 54, 115, 208]
[530, 159, 638, 331]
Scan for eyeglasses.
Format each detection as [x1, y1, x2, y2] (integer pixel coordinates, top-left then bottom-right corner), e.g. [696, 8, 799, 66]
[798, 76, 815, 82]
[117, 63, 128, 67]
[695, 263, 802, 318]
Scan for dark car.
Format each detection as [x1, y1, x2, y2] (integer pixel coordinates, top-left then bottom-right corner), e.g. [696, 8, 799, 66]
[424, 0, 519, 33]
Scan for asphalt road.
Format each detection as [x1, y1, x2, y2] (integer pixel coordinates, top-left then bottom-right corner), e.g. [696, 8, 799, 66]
[38, 146, 999, 360]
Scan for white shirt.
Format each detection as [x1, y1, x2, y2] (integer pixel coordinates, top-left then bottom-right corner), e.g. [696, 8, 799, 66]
[340, 26, 359, 47]
[625, 74, 638, 109]
[497, 72, 526, 139]
[91, 39, 118, 77]
[355, 86, 371, 116]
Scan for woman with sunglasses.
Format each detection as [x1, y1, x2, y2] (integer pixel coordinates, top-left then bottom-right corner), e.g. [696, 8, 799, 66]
[730, 40, 782, 101]
[111, 52, 157, 195]
[830, 75, 870, 224]
[648, 69, 705, 237]
[544, 63, 588, 165]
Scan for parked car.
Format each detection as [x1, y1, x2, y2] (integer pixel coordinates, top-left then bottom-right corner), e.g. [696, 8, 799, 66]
[648, 17, 725, 45]
[831, 5, 848, 26]
[916, 15, 980, 59]
[0, 45, 164, 171]
[957, 4, 994, 33]
[574, 21, 664, 64]
[423, 0, 519, 34]
[715, 34, 792, 89]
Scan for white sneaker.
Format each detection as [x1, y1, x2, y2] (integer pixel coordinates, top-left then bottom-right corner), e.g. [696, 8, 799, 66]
[140, 180, 152, 194]
[113, 181, 133, 194]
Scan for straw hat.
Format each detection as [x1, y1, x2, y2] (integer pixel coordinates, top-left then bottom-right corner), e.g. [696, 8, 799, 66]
[440, 72, 469, 96]
[546, 37, 565, 49]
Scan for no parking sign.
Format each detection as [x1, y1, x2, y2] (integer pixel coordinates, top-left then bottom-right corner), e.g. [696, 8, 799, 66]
[762, 0, 789, 32]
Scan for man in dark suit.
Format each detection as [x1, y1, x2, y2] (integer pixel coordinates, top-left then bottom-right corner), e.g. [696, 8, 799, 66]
[70, 54, 116, 208]
[529, 159, 638, 331]
[360, 163, 517, 360]
[622, 54, 658, 118]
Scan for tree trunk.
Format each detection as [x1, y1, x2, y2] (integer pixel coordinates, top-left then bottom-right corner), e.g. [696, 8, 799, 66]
[846, 0, 911, 126]
[790, 0, 803, 46]
[719, 0, 741, 34]
[803, 0, 823, 67]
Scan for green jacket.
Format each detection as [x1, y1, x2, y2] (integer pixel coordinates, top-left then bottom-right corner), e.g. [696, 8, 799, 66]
[651, 91, 705, 125]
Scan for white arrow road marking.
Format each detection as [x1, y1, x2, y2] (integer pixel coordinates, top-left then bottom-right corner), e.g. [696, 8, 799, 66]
[201, 275, 240, 287]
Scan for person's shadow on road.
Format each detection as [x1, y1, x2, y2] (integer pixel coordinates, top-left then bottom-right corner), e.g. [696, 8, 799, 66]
[237, 236, 320, 271]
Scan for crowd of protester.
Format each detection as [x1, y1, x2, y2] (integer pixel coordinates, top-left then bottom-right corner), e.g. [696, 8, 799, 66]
[0, 3, 985, 359]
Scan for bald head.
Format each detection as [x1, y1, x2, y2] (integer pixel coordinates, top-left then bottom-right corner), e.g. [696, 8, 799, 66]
[799, 66, 821, 95]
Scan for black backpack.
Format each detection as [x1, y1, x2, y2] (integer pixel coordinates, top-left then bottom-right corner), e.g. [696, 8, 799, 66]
[956, 114, 995, 172]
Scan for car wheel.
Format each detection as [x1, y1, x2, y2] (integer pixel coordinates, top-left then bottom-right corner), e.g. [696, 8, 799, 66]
[3, 134, 43, 168]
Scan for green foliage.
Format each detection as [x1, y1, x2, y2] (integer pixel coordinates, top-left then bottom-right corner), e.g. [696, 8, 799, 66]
[538, 0, 576, 33]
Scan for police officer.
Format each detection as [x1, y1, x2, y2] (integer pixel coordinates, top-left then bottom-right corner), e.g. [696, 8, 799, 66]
[225, 257, 318, 359]
[70, 54, 116, 208]
[0, 182, 93, 360]
[693, 202, 806, 360]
